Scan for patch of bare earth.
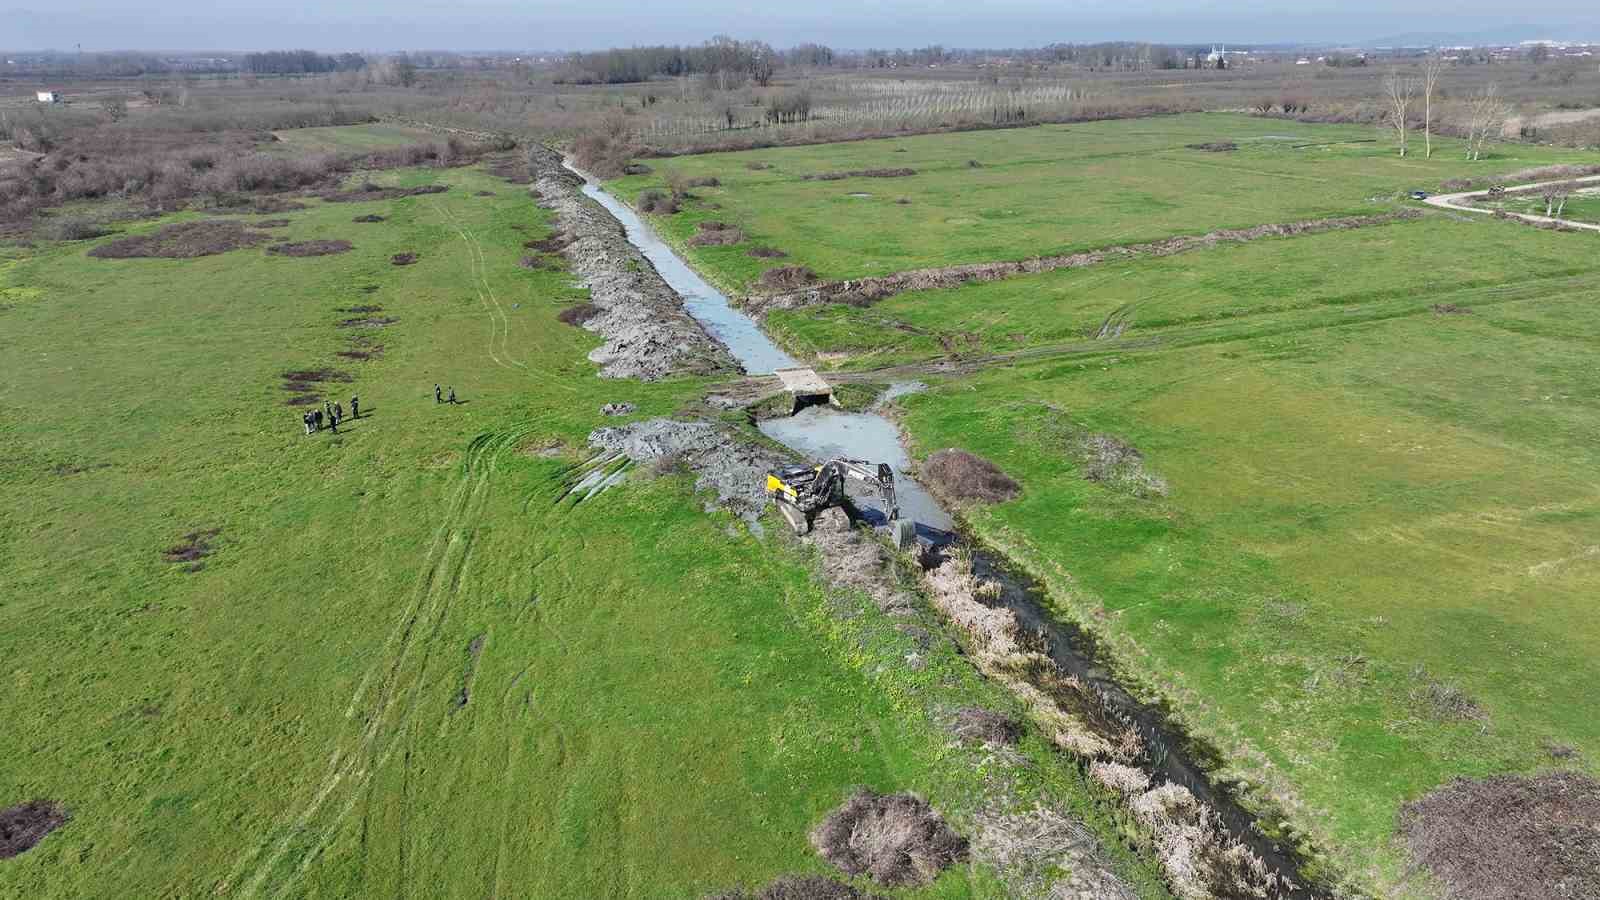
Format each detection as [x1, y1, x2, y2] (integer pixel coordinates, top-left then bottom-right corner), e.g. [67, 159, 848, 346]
[281, 367, 352, 405]
[352, 214, 386, 223]
[267, 240, 352, 257]
[0, 800, 68, 858]
[748, 246, 788, 259]
[558, 302, 601, 327]
[1400, 772, 1600, 900]
[391, 252, 419, 266]
[747, 211, 1421, 316]
[951, 707, 1022, 748]
[163, 527, 221, 572]
[802, 168, 918, 181]
[1076, 433, 1168, 498]
[250, 218, 292, 229]
[922, 449, 1020, 504]
[758, 265, 819, 290]
[689, 221, 745, 247]
[88, 220, 271, 259]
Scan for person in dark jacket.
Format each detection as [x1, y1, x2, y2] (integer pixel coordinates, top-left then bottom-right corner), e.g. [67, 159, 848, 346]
[447, 386, 457, 404]
[350, 395, 360, 419]
[313, 408, 323, 431]
[435, 384, 442, 404]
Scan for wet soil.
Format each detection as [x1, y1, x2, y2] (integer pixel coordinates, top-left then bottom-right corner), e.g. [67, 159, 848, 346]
[0, 800, 68, 859]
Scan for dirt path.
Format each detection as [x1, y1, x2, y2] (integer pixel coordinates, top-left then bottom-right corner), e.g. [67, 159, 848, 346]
[1424, 174, 1600, 233]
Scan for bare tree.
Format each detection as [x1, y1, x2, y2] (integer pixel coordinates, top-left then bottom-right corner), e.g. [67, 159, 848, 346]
[1422, 54, 1445, 159]
[1384, 69, 1416, 157]
[1464, 83, 1508, 161]
[1540, 181, 1574, 217]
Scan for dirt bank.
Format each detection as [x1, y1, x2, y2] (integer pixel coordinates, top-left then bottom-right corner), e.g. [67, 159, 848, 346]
[585, 418, 785, 522]
[527, 145, 734, 380]
[744, 211, 1421, 318]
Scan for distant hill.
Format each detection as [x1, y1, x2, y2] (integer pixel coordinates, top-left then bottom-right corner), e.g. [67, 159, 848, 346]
[1360, 24, 1599, 48]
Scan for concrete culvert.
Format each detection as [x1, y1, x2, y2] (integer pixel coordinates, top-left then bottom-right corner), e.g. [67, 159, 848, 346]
[0, 800, 68, 858]
[951, 707, 1022, 747]
[705, 874, 885, 900]
[810, 788, 969, 887]
[922, 449, 1020, 504]
[1399, 772, 1600, 900]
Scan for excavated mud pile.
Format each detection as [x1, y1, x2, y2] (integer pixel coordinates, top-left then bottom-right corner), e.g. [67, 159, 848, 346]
[810, 789, 968, 887]
[528, 145, 733, 380]
[587, 418, 785, 522]
[746, 210, 1422, 317]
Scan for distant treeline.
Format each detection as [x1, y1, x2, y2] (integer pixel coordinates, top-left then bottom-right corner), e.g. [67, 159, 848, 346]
[241, 51, 367, 75]
[557, 37, 840, 85]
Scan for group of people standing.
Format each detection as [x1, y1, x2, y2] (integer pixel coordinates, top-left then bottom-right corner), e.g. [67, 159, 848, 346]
[303, 396, 359, 435]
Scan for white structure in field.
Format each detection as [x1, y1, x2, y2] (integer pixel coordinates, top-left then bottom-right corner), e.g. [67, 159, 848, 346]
[36, 91, 59, 103]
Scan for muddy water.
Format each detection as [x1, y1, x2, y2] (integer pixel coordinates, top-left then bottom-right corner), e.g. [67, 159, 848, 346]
[576, 175, 1321, 897]
[575, 178, 798, 376]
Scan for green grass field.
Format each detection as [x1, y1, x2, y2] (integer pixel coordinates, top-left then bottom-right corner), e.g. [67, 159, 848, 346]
[607, 113, 1596, 292]
[1481, 190, 1600, 225]
[0, 163, 1168, 897]
[266, 123, 442, 153]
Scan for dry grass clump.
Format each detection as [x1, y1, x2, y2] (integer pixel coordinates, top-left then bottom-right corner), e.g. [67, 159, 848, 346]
[0, 800, 69, 859]
[1410, 665, 1489, 728]
[162, 526, 222, 572]
[922, 449, 1020, 504]
[1075, 433, 1168, 498]
[706, 874, 882, 900]
[391, 252, 419, 266]
[1128, 783, 1282, 900]
[1186, 141, 1239, 152]
[88, 220, 270, 259]
[250, 218, 291, 229]
[951, 707, 1022, 747]
[1432, 302, 1472, 315]
[1398, 772, 1600, 900]
[319, 183, 448, 203]
[747, 245, 787, 259]
[803, 168, 917, 181]
[558, 302, 602, 327]
[636, 189, 680, 214]
[48, 217, 114, 241]
[689, 221, 744, 246]
[524, 231, 571, 253]
[745, 161, 772, 171]
[810, 788, 968, 887]
[758, 265, 819, 290]
[266, 239, 352, 257]
[622, 162, 653, 176]
[352, 214, 386, 223]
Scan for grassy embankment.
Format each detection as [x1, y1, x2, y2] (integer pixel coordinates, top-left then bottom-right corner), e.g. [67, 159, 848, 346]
[265, 123, 443, 153]
[0, 160, 1171, 898]
[607, 112, 1597, 293]
[608, 116, 1600, 893]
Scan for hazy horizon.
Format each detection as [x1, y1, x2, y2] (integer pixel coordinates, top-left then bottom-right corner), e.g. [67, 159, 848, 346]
[6, 2, 1600, 54]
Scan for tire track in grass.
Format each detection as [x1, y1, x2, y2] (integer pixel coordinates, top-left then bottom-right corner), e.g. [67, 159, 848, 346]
[434, 199, 529, 373]
[224, 427, 531, 898]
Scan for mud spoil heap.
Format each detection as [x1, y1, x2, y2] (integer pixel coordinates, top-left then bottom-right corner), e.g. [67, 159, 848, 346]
[587, 418, 784, 522]
[528, 145, 734, 381]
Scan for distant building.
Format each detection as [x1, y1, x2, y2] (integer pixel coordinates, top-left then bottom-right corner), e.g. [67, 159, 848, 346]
[36, 90, 60, 103]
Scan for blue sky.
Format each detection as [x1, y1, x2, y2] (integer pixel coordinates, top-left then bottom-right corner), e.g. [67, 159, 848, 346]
[6, 1, 1599, 51]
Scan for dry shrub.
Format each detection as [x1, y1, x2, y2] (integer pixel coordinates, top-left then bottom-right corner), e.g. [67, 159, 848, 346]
[48, 217, 113, 241]
[1399, 772, 1600, 900]
[1440, 178, 1472, 191]
[951, 707, 1022, 747]
[1129, 783, 1280, 900]
[748, 246, 787, 258]
[758, 265, 819, 290]
[746, 161, 772, 170]
[267, 239, 352, 257]
[803, 168, 917, 181]
[1432, 302, 1472, 315]
[636, 189, 679, 214]
[250, 218, 291, 229]
[810, 788, 968, 887]
[1076, 434, 1167, 498]
[391, 252, 419, 266]
[571, 113, 637, 178]
[88, 220, 270, 259]
[0, 800, 68, 859]
[622, 163, 653, 175]
[525, 231, 571, 252]
[689, 221, 744, 246]
[1090, 761, 1152, 796]
[558, 302, 601, 326]
[922, 449, 1019, 504]
[966, 159, 983, 168]
[1186, 141, 1238, 152]
[353, 214, 386, 223]
[686, 175, 721, 188]
[162, 527, 221, 572]
[972, 806, 1137, 900]
[319, 183, 448, 203]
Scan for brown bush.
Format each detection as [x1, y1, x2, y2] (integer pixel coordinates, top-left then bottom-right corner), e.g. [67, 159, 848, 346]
[162, 527, 221, 571]
[636, 189, 679, 214]
[525, 231, 571, 252]
[748, 246, 787, 258]
[810, 788, 968, 887]
[267, 240, 352, 257]
[1186, 141, 1238, 152]
[391, 252, 419, 266]
[746, 161, 771, 170]
[758, 265, 818, 290]
[1399, 772, 1600, 900]
[689, 222, 744, 246]
[352, 214, 386, 223]
[319, 183, 448, 203]
[622, 163, 653, 175]
[571, 113, 637, 178]
[558, 302, 601, 326]
[922, 449, 1020, 504]
[0, 800, 68, 859]
[88, 220, 270, 259]
[951, 707, 1022, 747]
[48, 217, 114, 241]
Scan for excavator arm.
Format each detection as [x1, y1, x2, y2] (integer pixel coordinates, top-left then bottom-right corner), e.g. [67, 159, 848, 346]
[765, 457, 909, 547]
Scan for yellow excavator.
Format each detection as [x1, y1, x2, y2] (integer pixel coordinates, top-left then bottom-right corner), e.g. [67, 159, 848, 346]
[765, 458, 916, 547]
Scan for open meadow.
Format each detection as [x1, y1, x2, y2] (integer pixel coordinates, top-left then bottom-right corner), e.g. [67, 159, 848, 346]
[609, 115, 1600, 894]
[0, 159, 1169, 898]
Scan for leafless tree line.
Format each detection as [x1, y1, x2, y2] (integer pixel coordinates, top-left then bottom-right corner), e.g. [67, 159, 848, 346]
[1385, 56, 1511, 162]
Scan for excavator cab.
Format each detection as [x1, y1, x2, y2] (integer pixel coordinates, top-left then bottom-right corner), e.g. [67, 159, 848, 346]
[765, 458, 915, 548]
